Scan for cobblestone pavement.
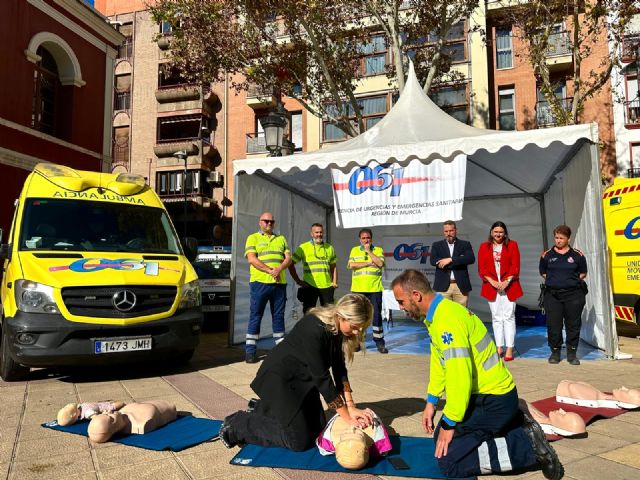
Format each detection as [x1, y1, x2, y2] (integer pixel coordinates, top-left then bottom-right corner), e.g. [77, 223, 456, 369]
[1, 329, 640, 480]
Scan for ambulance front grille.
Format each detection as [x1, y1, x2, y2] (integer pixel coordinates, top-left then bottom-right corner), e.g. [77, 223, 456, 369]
[61, 285, 177, 318]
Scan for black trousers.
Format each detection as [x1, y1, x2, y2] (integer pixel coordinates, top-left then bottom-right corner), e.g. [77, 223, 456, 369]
[544, 288, 586, 350]
[433, 388, 537, 477]
[225, 389, 327, 451]
[299, 286, 335, 313]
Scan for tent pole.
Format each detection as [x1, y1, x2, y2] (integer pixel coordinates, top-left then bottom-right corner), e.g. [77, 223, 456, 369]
[538, 194, 549, 250]
[228, 173, 242, 347]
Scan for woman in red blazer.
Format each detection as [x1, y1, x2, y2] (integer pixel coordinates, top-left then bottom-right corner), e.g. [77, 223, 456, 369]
[478, 221, 523, 361]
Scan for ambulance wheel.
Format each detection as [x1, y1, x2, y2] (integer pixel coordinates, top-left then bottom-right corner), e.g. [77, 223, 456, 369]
[0, 326, 29, 381]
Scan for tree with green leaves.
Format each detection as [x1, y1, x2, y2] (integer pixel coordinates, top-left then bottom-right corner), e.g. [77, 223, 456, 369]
[150, 0, 479, 138]
[503, 0, 636, 126]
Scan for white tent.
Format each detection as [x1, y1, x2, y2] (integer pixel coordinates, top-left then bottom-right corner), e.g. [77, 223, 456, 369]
[230, 65, 618, 358]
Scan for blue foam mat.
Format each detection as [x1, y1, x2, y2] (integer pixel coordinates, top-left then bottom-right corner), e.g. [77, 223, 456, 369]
[231, 435, 472, 479]
[258, 320, 604, 360]
[42, 415, 222, 452]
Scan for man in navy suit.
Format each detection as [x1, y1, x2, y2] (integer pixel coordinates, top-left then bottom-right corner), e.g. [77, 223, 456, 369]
[430, 220, 476, 306]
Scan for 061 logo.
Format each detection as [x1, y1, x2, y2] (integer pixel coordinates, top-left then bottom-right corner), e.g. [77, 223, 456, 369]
[393, 243, 430, 264]
[348, 164, 404, 197]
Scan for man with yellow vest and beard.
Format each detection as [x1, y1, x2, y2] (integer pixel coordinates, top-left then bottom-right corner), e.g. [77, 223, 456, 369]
[391, 269, 563, 480]
[244, 212, 291, 364]
[288, 223, 338, 313]
[348, 228, 387, 353]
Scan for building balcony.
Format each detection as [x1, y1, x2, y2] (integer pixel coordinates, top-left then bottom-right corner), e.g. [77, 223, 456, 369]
[157, 34, 171, 50]
[622, 33, 640, 63]
[114, 91, 131, 111]
[159, 192, 214, 207]
[536, 97, 573, 128]
[628, 167, 640, 178]
[246, 83, 276, 109]
[154, 138, 200, 158]
[486, 0, 529, 12]
[117, 39, 133, 60]
[545, 33, 572, 70]
[155, 84, 218, 105]
[624, 99, 640, 127]
[153, 138, 217, 160]
[246, 133, 267, 154]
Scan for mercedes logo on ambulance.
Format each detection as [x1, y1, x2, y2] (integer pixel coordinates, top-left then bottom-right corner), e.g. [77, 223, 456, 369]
[112, 290, 137, 312]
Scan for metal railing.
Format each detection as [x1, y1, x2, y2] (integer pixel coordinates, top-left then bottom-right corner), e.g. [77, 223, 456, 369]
[117, 39, 133, 59]
[112, 142, 129, 167]
[246, 133, 267, 153]
[622, 34, 640, 61]
[114, 91, 130, 111]
[624, 99, 640, 126]
[628, 168, 640, 178]
[546, 32, 571, 57]
[247, 83, 273, 98]
[536, 97, 573, 127]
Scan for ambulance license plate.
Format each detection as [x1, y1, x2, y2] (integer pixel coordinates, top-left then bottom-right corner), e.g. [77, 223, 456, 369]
[94, 336, 152, 354]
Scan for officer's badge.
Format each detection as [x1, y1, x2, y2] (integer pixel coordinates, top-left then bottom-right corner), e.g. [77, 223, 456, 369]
[442, 332, 453, 345]
[568, 257, 574, 263]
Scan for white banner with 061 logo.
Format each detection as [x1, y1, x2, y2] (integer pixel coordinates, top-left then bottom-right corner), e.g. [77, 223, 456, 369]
[331, 155, 466, 228]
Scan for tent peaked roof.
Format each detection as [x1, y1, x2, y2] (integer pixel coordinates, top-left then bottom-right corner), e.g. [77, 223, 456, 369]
[234, 64, 598, 176]
[342, 61, 486, 148]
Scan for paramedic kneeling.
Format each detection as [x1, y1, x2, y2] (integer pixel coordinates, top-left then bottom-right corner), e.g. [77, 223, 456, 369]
[391, 269, 564, 480]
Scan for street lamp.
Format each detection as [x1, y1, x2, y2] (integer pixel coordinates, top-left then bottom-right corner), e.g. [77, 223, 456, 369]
[173, 150, 188, 238]
[259, 102, 291, 156]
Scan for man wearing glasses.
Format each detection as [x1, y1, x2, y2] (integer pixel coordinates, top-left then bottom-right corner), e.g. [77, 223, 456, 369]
[288, 223, 338, 313]
[244, 212, 292, 363]
[347, 228, 388, 353]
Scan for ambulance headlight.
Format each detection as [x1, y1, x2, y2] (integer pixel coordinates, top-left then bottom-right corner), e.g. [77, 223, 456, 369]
[179, 279, 201, 309]
[15, 280, 59, 314]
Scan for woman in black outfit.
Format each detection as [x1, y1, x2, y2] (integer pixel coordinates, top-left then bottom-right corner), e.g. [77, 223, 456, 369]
[539, 225, 588, 366]
[219, 293, 374, 451]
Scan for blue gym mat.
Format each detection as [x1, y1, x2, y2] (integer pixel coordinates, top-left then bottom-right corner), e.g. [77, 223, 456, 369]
[231, 434, 472, 479]
[42, 415, 222, 451]
[258, 319, 604, 360]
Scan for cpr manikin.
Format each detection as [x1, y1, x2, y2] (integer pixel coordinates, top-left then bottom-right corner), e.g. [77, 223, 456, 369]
[57, 401, 125, 426]
[519, 399, 586, 438]
[556, 380, 640, 409]
[316, 411, 392, 470]
[87, 400, 177, 443]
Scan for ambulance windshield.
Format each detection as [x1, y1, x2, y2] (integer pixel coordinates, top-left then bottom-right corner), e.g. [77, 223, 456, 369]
[19, 199, 181, 254]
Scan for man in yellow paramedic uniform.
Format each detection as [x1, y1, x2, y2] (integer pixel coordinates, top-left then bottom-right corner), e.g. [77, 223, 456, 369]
[244, 212, 291, 364]
[391, 269, 563, 480]
[348, 228, 387, 353]
[288, 223, 337, 313]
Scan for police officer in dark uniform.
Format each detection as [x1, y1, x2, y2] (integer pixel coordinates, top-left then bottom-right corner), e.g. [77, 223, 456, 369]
[539, 225, 587, 365]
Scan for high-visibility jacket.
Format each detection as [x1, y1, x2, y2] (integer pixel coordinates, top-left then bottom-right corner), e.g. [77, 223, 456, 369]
[244, 231, 290, 284]
[292, 241, 337, 289]
[424, 294, 515, 424]
[348, 245, 384, 292]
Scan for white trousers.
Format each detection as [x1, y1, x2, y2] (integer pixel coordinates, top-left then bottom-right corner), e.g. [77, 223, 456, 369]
[488, 293, 516, 348]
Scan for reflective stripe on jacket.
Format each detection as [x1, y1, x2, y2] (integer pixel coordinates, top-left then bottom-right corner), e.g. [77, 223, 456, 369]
[348, 245, 384, 292]
[245, 231, 290, 284]
[292, 241, 337, 288]
[424, 294, 515, 423]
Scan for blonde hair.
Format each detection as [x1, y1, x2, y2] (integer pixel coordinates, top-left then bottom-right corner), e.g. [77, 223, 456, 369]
[309, 293, 373, 363]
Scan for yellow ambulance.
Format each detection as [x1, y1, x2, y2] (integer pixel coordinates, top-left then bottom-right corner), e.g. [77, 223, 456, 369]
[603, 177, 640, 326]
[0, 163, 203, 380]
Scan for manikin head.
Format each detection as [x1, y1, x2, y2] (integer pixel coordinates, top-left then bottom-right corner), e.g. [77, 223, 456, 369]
[335, 428, 369, 470]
